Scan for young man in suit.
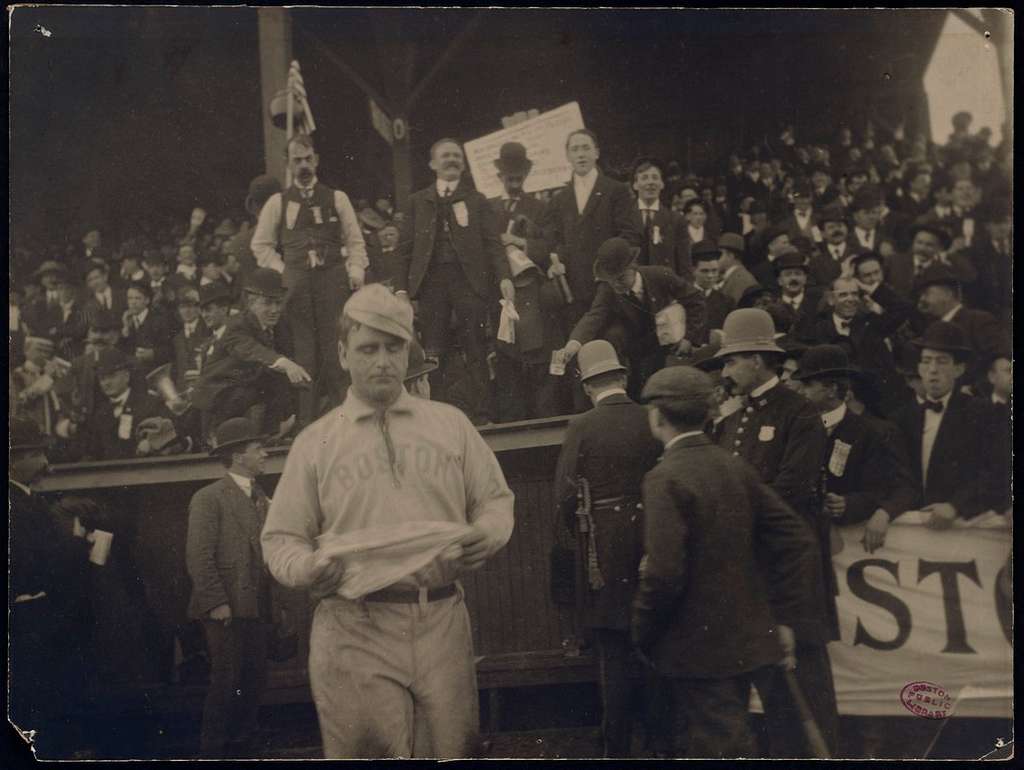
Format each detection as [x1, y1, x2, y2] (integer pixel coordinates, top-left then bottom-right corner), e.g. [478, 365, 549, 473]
[120, 281, 176, 371]
[749, 226, 793, 291]
[847, 186, 888, 253]
[779, 179, 822, 245]
[715, 232, 759, 304]
[197, 283, 232, 374]
[793, 345, 916, 553]
[171, 287, 211, 392]
[553, 341, 663, 757]
[251, 134, 368, 425]
[554, 237, 706, 401]
[526, 129, 643, 329]
[808, 202, 857, 288]
[393, 137, 512, 424]
[186, 417, 274, 758]
[677, 199, 718, 277]
[82, 259, 128, 326]
[634, 366, 815, 758]
[632, 157, 693, 280]
[890, 322, 1010, 529]
[192, 269, 308, 446]
[143, 250, 177, 312]
[691, 242, 735, 338]
[713, 308, 837, 757]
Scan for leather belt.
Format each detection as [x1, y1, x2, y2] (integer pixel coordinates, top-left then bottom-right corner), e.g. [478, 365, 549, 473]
[364, 584, 457, 604]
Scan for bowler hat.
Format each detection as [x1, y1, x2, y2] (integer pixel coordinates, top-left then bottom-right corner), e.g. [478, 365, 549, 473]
[199, 282, 231, 307]
[911, 320, 973, 360]
[245, 174, 282, 217]
[764, 225, 789, 245]
[404, 339, 438, 381]
[908, 220, 952, 249]
[209, 417, 268, 456]
[792, 344, 860, 381]
[593, 238, 639, 282]
[94, 347, 133, 376]
[641, 365, 715, 407]
[10, 416, 49, 452]
[244, 268, 287, 299]
[691, 240, 721, 261]
[494, 142, 533, 176]
[737, 284, 776, 309]
[818, 201, 847, 225]
[773, 246, 808, 274]
[343, 283, 414, 342]
[850, 185, 882, 212]
[913, 263, 962, 295]
[578, 340, 627, 382]
[715, 308, 785, 358]
[33, 260, 68, 281]
[717, 232, 745, 256]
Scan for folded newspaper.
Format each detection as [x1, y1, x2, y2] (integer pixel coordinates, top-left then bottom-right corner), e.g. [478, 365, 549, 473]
[314, 521, 474, 599]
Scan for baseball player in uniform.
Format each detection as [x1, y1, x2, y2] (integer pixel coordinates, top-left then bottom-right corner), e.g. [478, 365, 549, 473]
[261, 284, 514, 758]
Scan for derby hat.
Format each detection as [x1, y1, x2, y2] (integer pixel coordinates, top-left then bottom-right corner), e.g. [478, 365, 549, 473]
[641, 365, 715, 407]
[818, 201, 848, 225]
[494, 142, 533, 176]
[911, 320, 973, 360]
[737, 284, 776, 309]
[245, 174, 282, 217]
[33, 260, 68, 280]
[717, 232, 745, 256]
[199, 282, 232, 307]
[764, 225, 789, 245]
[772, 246, 809, 274]
[592, 237, 639, 282]
[94, 347, 134, 376]
[715, 308, 785, 357]
[691, 240, 721, 261]
[404, 339, 438, 381]
[850, 185, 882, 212]
[578, 339, 627, 382]
[908, 219, 952, 250]
[913, 263, 962, 295]
[342, 283, 414, 342]
[209, 417, 269, 455]
[11, 416, 49, 452]
[792, 344, 860, 381]
[244, 268, 287, 299]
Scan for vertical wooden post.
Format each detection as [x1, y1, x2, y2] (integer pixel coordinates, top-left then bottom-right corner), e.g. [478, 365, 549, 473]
[257, 8, 292, 185]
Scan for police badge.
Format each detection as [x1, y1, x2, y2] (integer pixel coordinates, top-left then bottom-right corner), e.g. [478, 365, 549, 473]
[758, 425, 775, 442]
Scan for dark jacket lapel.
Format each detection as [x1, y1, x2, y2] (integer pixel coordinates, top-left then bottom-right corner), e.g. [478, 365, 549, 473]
[578, 173, 608, 222]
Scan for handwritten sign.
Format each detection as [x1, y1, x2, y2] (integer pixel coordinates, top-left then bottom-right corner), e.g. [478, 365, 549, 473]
[464, 102, 585, 200]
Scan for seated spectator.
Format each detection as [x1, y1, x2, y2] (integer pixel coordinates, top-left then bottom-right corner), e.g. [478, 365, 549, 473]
[22, 260, 70, 337]
[191, 268, 307, 445]
[197, 283, 232, 369]
[53, 310, 126, 435]
[197, 252, 227, 288]
[117, 249, 147, 286]
[172, 288, 211, 391]
[779, 179, 821, 245]
[82, 259, 128, 323]
[749, 226, 792, 290]
[120, 281, 175, 371]
[52, 280, 90, 361]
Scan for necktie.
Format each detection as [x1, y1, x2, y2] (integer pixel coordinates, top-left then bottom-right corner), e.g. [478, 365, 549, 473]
[442, 186, 453, 199]
[251, 486, 259, 505]
[923, 400, 944, 414]
[301, 187, 314, 201]
[832, 246, 842, 260]
[505, 197, 517, 213]
[642, 209, 652, 227]
[838, 320, 850, 333]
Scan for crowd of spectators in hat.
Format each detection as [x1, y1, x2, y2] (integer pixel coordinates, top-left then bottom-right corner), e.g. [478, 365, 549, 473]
[8, 110, 1011, 466]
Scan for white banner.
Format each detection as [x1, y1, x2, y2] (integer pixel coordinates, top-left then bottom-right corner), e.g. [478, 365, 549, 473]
[464, 102, 585, 201]
[828, 511, 1012, 718]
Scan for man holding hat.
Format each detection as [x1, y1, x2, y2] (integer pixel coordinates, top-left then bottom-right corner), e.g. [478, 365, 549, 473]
[552, 340, 662, 757]
[712, 308, 838, 757]
[554, 236, 706, 402]
[890, 321, 1010, 529]
[634, 365, 815, 758]
[716, 233, 759, 304]
[193, 268, 308, 446]
[262, 283, 515, 758]
[186, 417, 275, 758]
[251, 134, 368, 426]
[793, 345, 916, 553]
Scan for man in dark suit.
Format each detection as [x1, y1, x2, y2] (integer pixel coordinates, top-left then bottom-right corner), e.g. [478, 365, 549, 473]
[632, 157, 693, 280]
[691, 241, 735, 337]
[716, 233, 759, 304]
[22, 261, 70, 338]
[142, 250, 178, 312]
[713, 308, 837, 757]
[82, 259, 128, 327]
[634, 366, 816, 758]
[793, 345, 916, 552]
[778, 179, 822, 245]
[890, 322, 1011, 528]
[526, 128, 643, 330]
[197, 282, 232, 374]
[171, 287, 212, 391]
[676, 199, 719, 277]
[192, 269, 307, 445]
[847, 185, 891, 254]
[119, 281, 176, 371]
[553, 341, 663, 757]
[749, 226, 794, 291]
[808, 202, 858, 288]
[886, 221, 977, 301]
[394, 137, 512, 423]
[187, 417, 274, 758]
[554, 238, 705, 401]
[773, 248, 824, 343]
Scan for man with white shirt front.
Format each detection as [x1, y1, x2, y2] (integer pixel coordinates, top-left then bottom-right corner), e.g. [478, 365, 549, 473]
[808, 202, 856, 288]
[849, 186, 884, 252]
[251, 133, 368, 426]
[82, 259, 127, 325]
[633, 157, 692, 280]
[773, 248, 822, 342]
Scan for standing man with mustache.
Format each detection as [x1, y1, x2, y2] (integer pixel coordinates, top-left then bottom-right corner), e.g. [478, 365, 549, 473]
[394, 137, 512, 424]
[251, 134, 368, 427]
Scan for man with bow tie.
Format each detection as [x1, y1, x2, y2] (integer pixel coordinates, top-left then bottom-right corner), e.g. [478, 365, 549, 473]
[192, 269, 307, 447]
[890, 322, 1010, 530]
[712, 308, 837, 758]
[394, 137, 512, 424]
[631, 157, 693, 280]
[251, 134, 368, 426]
[187, 417, 275, 758]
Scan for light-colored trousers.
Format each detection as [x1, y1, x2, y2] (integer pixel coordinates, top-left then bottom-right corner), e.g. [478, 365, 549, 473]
[309, 588, 481, 758]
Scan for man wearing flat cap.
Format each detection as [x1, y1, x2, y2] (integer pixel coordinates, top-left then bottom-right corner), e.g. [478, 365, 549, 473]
[262, 283, 515, 758]
[890, 321, 1010, 530]
[633, 366, 815, 758]
[552, 340, 662, 757]
[187, 417, 274, 758]
[554, 237, 706, 402]
[712, 308, 838, 757]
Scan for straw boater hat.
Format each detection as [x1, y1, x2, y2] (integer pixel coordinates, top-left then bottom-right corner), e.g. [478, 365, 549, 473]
[209, 417, 269, 456]
[714, 308, 785, 358]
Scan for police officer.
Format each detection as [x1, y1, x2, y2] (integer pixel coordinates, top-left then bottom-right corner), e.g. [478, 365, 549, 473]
[552, 340, 663, 757]
[713, 308, 838, 757]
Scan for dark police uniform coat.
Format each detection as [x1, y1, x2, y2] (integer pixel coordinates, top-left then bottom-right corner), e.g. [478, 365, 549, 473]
[553, 392, 662, 629]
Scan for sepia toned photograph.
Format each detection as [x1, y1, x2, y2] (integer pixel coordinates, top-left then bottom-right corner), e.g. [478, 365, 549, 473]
[7, 6, 1012, 762]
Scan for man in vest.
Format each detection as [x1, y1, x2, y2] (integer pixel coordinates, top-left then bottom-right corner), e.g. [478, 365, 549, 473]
[251, 134, 368, 427]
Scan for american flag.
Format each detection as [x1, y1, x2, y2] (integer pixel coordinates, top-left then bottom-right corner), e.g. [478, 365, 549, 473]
[288, 60, 316, 134]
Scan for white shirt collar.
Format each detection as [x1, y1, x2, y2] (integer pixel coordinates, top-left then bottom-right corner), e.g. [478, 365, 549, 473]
[228, 471, 253, 496]
[631, 270, 645, 298]
[941, 304, 963, 323]
[436, 178, 459, 197]
[638, 198, 661, 212]
[925, 390, 954, 409]
[992, 392, 1008, 405]
[782, 291, 805, 307]
[213, 325, 227, 339]
[184, 319, 198, 334]
[177, 263, 197, 277]
[664, 430, 705, 450]
[10, 478, 32, 496]
[110, 388, 130, 407]
[133, 308, 149, 326]
[821, 402, 847, 431]
[594, 388, 627, 404]
[297, 176, 319, 193]
[750, 375, 780, 399]
[574, 167, 598, 186]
